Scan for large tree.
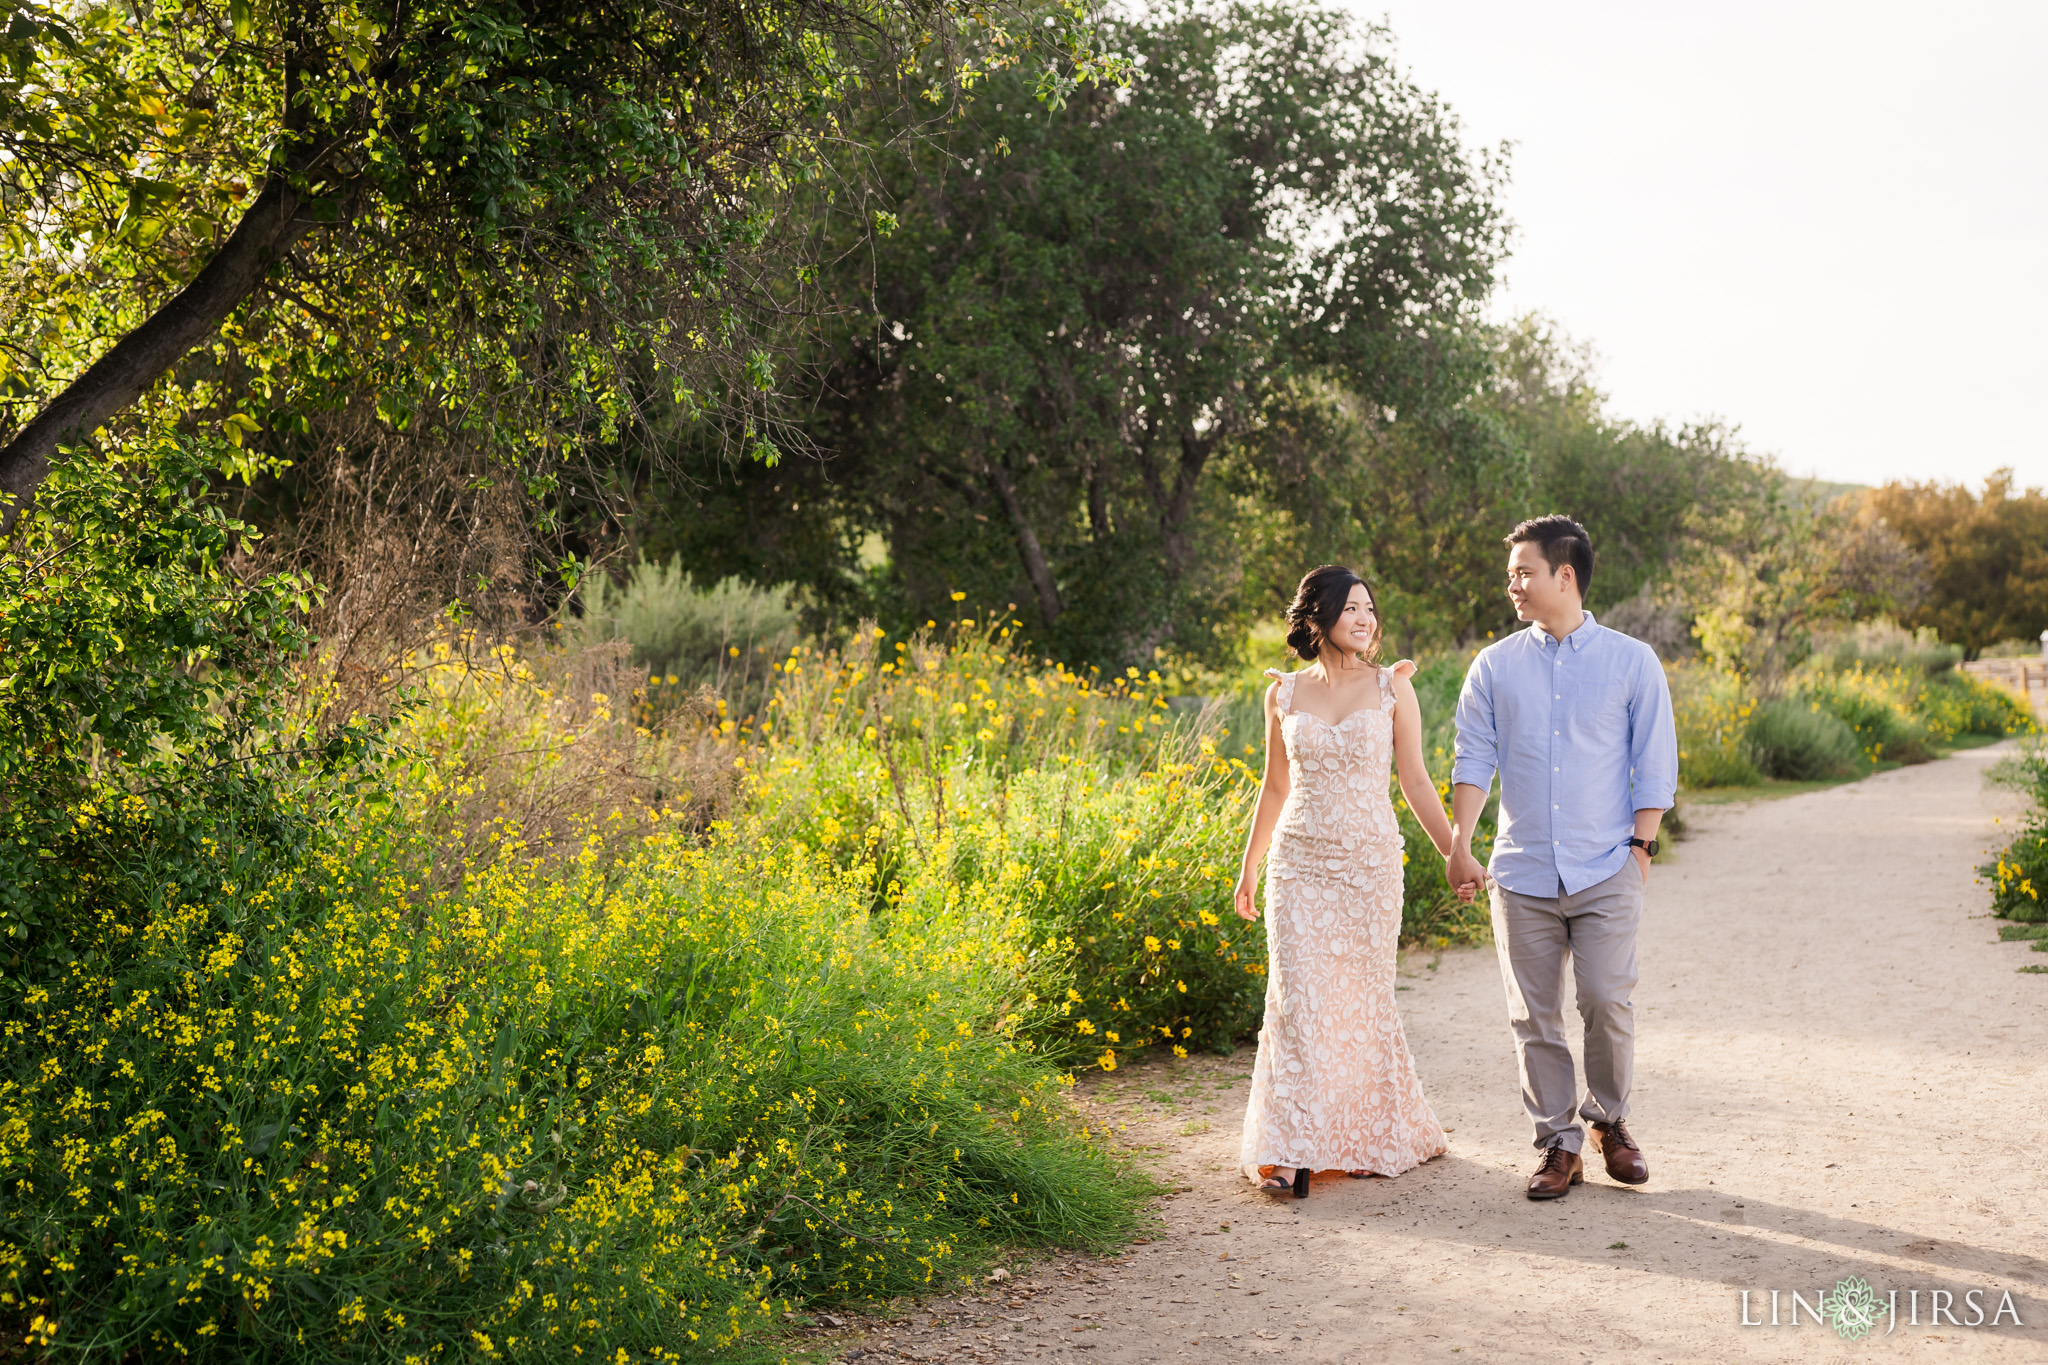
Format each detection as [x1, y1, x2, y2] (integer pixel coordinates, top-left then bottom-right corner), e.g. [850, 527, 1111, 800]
[1204, 375, 1528, 654]
[657, 1, 1510, 664]
[1863, 471, 2048, 657]
[1680, 481, 1925, 694]
[1482, 316, 1777, 611]
[0, 0, 1111, 526]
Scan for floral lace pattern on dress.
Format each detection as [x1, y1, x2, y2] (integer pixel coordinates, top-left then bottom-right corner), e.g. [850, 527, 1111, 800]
[1239, 666, 1447, 1181]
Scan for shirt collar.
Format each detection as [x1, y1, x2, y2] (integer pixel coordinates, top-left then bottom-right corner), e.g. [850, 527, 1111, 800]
[1533, 612, 1600, 650]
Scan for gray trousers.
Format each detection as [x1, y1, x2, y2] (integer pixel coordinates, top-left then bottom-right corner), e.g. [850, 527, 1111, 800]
[1490, 858, 1644, 1153]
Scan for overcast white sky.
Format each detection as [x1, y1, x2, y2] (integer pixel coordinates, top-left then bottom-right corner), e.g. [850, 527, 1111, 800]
[1362, 1, 2048, 490]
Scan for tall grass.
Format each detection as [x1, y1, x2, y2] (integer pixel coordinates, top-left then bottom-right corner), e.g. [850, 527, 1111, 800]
[744, 619, 1493, 1059]
[1, 639, 1148, 1362]
[0, 609, 1543, 1360]
[373, 633, 739, 871]
[740, 623, 1259, 1063]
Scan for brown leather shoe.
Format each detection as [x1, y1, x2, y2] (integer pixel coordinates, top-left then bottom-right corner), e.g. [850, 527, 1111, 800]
[1526, 1144, 1583, 1200]
[1591, 1120, 1649, 1185]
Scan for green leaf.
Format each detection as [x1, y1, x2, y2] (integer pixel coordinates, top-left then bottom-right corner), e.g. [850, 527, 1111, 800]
[488, 1021, 518, 1096]
[220, 412, 261, 449]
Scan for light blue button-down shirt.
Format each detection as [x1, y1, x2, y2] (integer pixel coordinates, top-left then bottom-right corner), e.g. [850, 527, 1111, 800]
[1452, 613, 1679, 898]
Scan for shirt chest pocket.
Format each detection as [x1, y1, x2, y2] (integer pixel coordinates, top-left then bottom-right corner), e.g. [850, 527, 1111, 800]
[1571, 673, 1629, 733]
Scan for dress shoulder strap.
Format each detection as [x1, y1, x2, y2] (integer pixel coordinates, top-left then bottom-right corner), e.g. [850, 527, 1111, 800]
[1263, 667, 1296, 714]
[1377, 666, 1396, 712]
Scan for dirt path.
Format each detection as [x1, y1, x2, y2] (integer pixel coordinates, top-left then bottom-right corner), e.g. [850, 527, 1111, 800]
[834, 744, 2048, 1363]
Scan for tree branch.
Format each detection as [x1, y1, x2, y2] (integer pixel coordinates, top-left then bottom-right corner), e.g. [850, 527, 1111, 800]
[0, 176, 325, 522]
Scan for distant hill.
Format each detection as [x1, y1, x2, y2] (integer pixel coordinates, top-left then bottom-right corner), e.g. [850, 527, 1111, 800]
[1788, 477, 1869, 509]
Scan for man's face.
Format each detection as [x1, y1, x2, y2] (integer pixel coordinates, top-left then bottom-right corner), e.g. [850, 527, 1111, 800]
[1506, 541, 1574, 621]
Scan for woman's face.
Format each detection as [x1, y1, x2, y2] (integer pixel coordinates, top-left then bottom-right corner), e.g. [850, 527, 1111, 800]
[1326, 583, 1379, 656]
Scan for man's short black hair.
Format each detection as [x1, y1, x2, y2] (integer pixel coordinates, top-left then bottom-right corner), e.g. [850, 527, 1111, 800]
[1505, 515, 1594, 598]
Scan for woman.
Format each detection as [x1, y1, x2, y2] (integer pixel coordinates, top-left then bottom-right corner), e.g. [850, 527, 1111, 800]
[1234, 565, 1476, 1197]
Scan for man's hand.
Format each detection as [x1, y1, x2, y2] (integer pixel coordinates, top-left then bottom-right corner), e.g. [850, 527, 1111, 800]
[1445, 848, 1487, 904]
[1632, 845, 1652, 883]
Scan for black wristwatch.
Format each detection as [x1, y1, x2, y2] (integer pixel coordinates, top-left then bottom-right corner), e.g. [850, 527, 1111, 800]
[1628, 836, 1660, 857]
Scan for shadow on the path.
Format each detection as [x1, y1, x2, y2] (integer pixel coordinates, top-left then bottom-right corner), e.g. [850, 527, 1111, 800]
[1225, 1156, 2047, 1331]
[1632, 1191, 2048, 1286]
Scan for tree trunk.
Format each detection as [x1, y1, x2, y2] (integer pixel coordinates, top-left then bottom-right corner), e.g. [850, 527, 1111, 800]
[977, 456, 1062, 623]
[1087, 457, 1109, 542]
[0, 177, 323, 523]
[1155, 426, 1215, 582]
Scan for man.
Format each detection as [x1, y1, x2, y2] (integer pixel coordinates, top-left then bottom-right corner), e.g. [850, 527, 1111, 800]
[1446, 515, 1678, 1200]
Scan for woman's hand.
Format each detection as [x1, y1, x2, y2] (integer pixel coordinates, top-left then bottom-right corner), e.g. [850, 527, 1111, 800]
[1233, 873, 1260, 921]
[1446, 847, 1486, 904]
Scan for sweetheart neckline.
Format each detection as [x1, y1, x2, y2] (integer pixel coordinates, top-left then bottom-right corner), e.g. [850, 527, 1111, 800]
[1285, 706, 1389, 730]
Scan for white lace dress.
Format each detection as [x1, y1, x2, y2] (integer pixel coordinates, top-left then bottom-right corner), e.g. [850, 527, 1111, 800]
[1239, 666, 1447, 1182]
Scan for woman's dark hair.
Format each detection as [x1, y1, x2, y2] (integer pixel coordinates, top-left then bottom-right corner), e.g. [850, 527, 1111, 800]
[1505, 514, 1595, 598]
[1284, 565, 1377, 662]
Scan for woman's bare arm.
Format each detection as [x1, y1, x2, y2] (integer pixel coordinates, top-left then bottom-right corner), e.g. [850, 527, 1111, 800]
[1233, 681, 1292, 921]
[1389, 666, 1474, 900]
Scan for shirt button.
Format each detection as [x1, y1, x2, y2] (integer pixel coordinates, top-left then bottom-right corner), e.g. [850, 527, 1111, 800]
[1555, 694, 1561, 699]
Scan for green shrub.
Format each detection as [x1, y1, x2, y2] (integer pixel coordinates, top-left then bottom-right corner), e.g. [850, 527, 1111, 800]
[1667, 662, 1764, 788]
[570, 557, 799, 711]
[1917, 671, 2038, 738]
[1746, 698, 1860, 780]
[1985, 741, 2048, 923]
[1795, 664, 1934, 764]
[1, 465, 1138, 1361]
[2, 805, 1139, 1359]
[1989, 833, 2048, 922]
[740, 626, 1264, 1062]
[0, 439, 339, 957]
[1814, 620, 1962, 676]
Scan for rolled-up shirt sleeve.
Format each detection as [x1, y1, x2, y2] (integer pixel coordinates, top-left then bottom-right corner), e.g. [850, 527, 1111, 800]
[1628, 648, 1679, 810]
[1452, 654, 1499, 793]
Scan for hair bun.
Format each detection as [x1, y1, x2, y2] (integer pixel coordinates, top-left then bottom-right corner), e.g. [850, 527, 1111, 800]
[1284, 611, 1318, 661]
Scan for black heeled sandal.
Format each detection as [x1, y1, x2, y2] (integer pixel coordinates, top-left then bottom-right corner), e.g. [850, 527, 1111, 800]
[1258, 1167, 1311, 1198]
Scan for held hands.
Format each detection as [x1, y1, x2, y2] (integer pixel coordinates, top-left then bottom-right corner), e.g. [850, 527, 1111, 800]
[1444, 848, 1486, 904]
